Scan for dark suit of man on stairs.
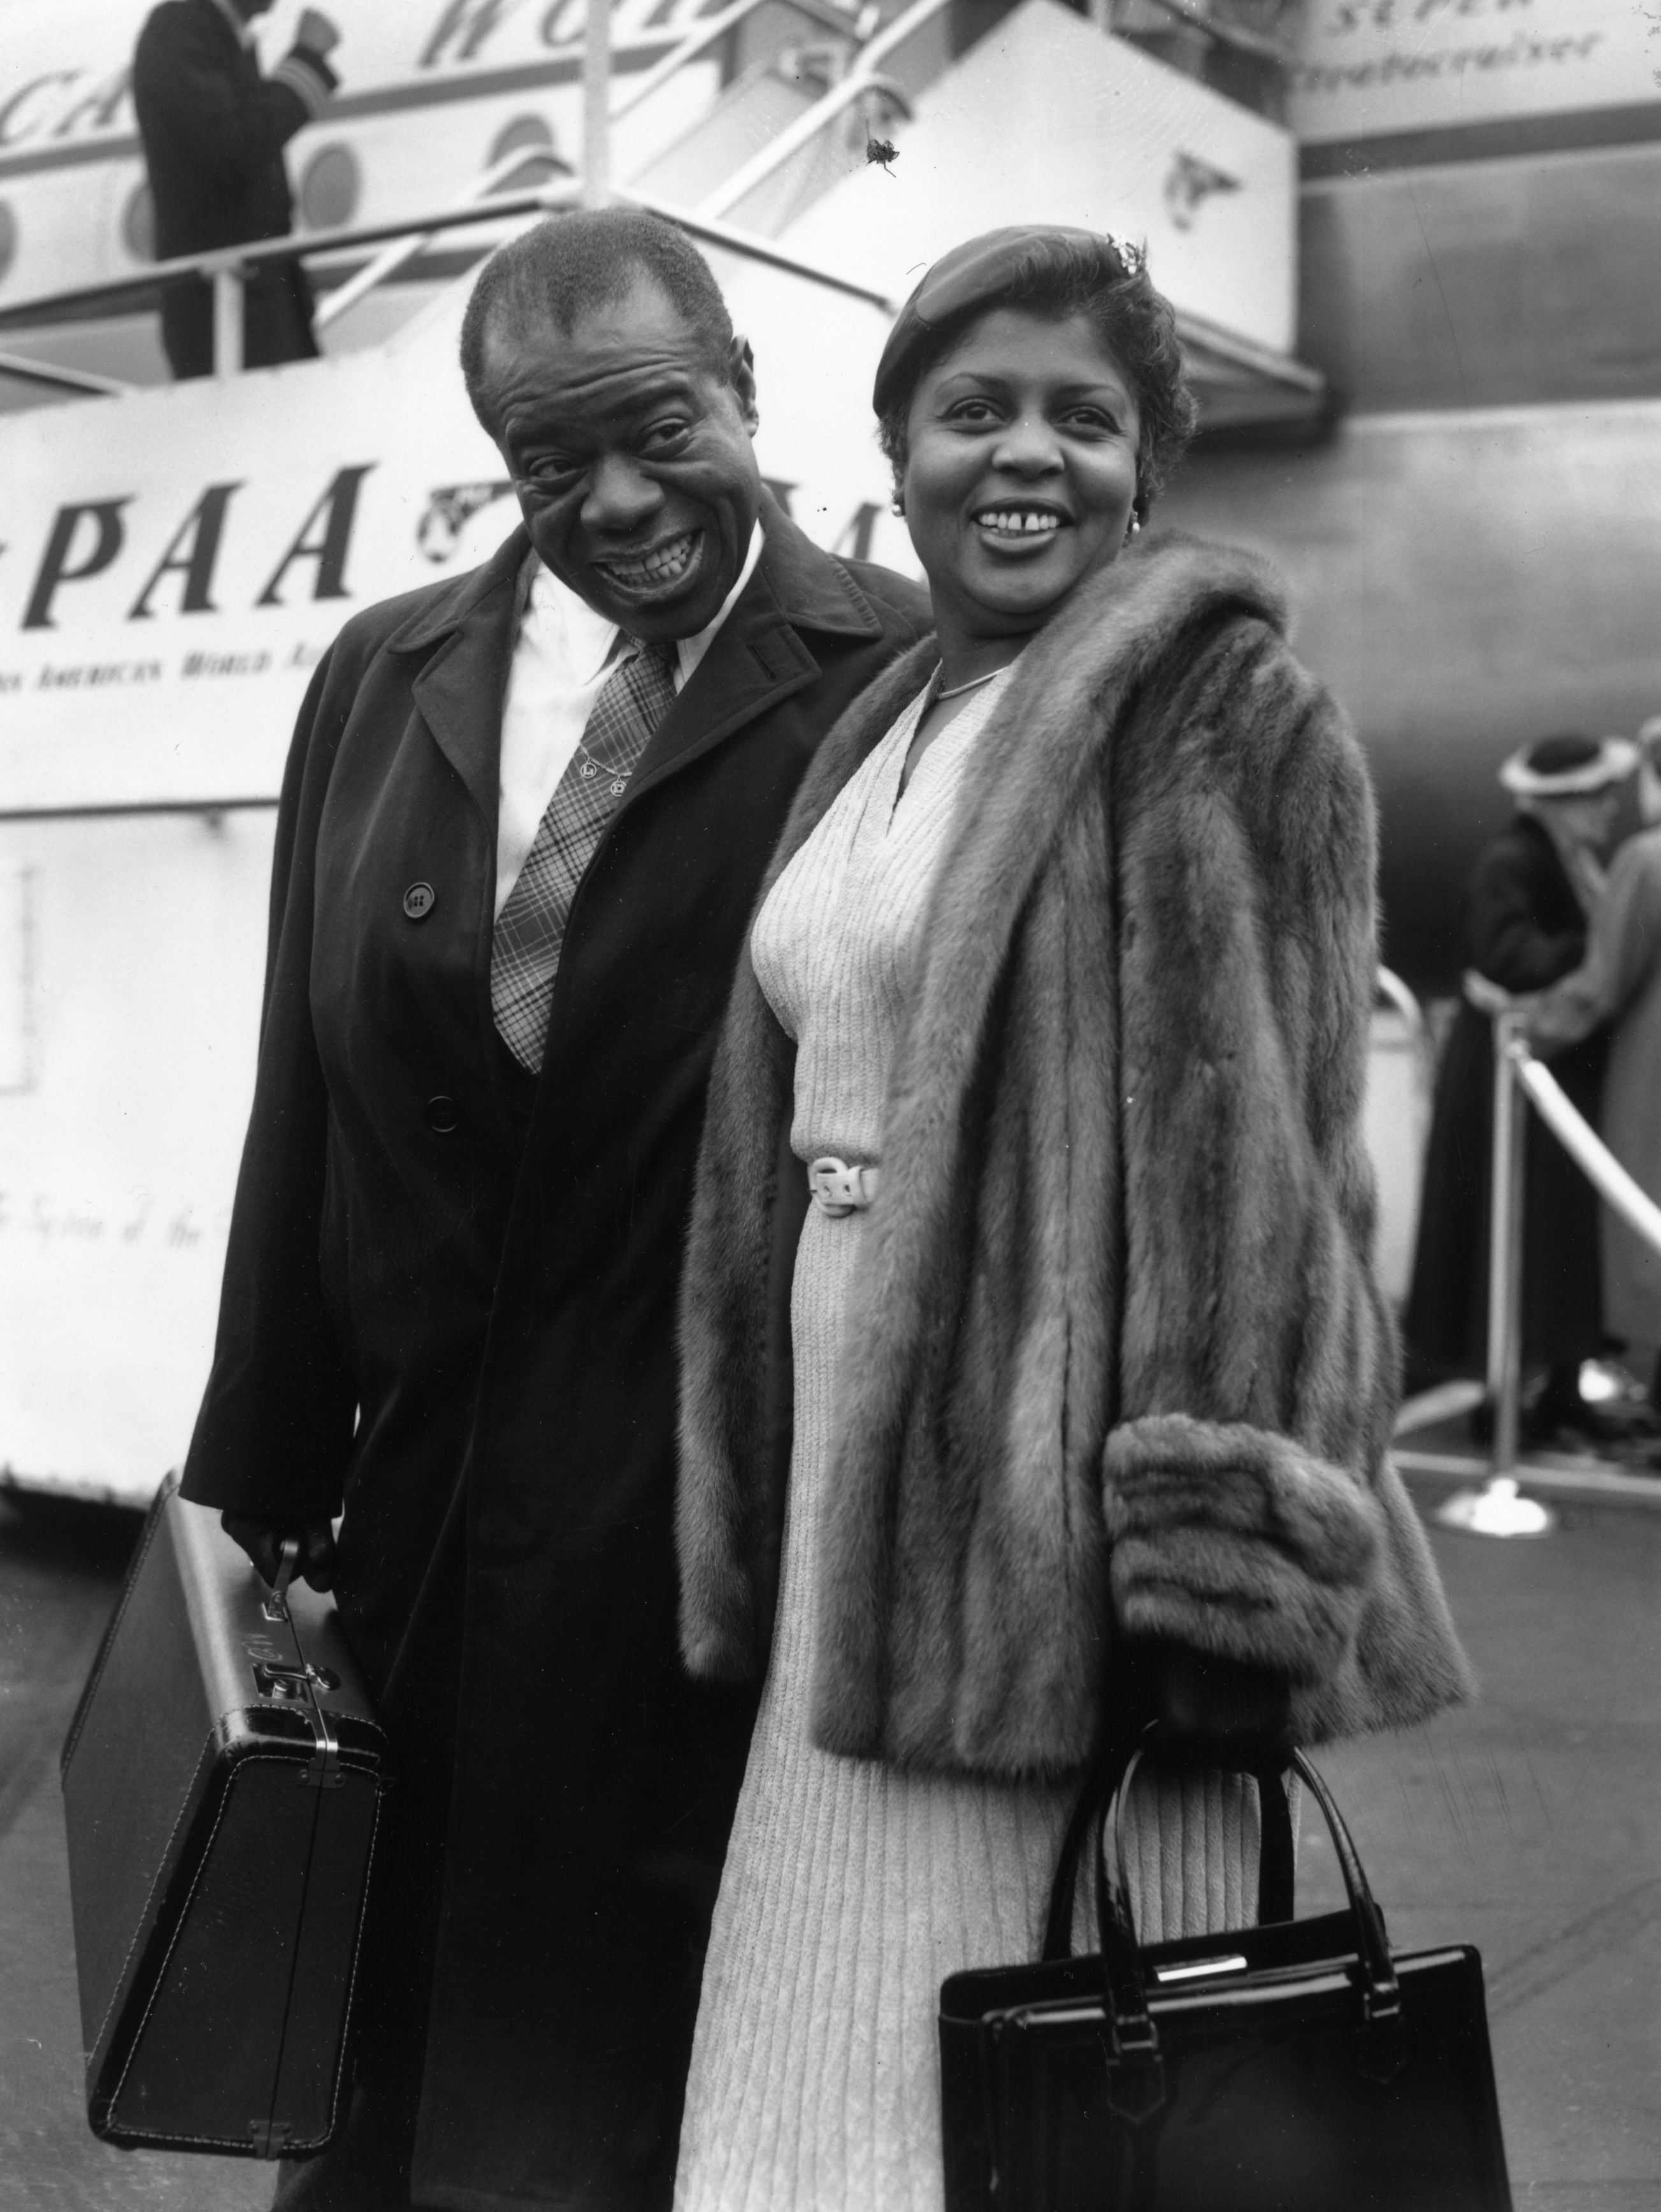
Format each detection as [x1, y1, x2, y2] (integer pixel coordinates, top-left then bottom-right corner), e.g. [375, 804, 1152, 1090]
[133, 0, 341, 378]
[179, 207, 931, 2209]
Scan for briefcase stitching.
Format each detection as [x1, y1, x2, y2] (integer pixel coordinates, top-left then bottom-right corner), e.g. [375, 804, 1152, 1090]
[314, 1772, 388, 2148]
[103, 1751, 387, 2155]
[102, 1749, 284, 2144]
[89, 1731, 219, 2067]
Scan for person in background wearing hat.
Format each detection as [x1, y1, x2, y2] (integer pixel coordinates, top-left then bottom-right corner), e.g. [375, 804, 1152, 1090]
[1510, 717, 1661, 1429]
[671, 226, 1470, 2212]
[1406, 731, 1639, 1444]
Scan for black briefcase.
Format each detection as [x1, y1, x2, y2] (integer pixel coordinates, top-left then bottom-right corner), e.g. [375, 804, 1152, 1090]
[60, 1477, 391, 2159]
[940, 1742, 1513, 2211]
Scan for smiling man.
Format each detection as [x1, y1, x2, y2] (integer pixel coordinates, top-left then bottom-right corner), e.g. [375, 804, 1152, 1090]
[179, 208, 928, 2212]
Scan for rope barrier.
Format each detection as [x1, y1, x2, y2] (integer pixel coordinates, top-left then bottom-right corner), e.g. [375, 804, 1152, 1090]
[1436, 980, 1661, 1532]
[1506, 1042, 1661, 1262]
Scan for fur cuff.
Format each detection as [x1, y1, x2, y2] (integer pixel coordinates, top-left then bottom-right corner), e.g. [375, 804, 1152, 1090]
[1103, 1414, 1382, 1686]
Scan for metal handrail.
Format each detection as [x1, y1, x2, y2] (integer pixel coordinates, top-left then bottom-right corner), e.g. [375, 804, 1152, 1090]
[1111, 0, 1298, 68]
[0, 178, 893, 375]
[0, 187, 583, 334]
[614, 0, 870, 120]
[0, 349, 134, 396]
[699, 0, 1299, 220]
[315, 141, 573, 333]
[697, 0, 947, 218]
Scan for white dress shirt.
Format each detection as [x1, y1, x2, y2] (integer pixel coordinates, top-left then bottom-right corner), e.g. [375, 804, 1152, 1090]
[494, 523, 765, 921]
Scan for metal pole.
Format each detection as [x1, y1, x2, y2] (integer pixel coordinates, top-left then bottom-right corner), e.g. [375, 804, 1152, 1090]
[1439, 1005, 1554, 1536]
[584, 0, 612, 208]
[212, 262, 244, 378]
[1486, 1009, 1526, 1476]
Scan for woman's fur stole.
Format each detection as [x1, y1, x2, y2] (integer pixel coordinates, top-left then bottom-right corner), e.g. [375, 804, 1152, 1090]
[678, 533, 1472, 1775]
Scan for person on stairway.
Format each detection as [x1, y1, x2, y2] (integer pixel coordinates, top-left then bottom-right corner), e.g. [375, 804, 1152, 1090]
[133, 0, 341, 378]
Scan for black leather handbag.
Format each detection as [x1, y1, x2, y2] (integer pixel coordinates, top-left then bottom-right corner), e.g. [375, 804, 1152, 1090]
[939, 1741, 1513, 2211]
[60, 1479, 391, 2159]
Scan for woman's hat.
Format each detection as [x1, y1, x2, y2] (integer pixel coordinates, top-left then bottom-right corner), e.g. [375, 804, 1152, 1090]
[1499, 732, 1637, 797]
[872, 226, 1131, 419]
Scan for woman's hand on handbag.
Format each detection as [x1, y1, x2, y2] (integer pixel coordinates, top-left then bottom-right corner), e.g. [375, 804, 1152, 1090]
[221, 1512, 338, 1594]
[1118, 1639, 1295, 1763]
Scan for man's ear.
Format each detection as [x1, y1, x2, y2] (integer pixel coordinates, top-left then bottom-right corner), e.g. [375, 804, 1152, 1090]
[728, 334, 760, 436]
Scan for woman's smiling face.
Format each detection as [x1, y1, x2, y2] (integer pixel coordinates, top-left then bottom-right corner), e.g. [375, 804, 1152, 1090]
[901, 306, 1141, 643]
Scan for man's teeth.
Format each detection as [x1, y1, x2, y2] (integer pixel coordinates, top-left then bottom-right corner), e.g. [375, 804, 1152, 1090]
[603, 534, 697, 584]
[976, 510, 1061, 535]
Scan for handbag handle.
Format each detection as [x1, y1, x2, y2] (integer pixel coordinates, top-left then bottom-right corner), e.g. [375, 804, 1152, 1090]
[1041, 1735, 1294, 1964]
[1092, 1745, 1407, 2120]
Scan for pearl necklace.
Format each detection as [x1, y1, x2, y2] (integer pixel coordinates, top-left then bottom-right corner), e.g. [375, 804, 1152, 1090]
[935, 664, 1009, 701]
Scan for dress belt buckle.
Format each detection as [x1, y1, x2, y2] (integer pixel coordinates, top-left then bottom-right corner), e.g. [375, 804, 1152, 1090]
[807, 1156, 879, 1217]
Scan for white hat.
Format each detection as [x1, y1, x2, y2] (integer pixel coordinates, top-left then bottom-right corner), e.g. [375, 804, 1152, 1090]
[1499, 733, 1637, 797]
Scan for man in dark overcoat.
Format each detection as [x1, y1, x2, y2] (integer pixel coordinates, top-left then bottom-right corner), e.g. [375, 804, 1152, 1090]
[132, 0, 340, 378]
[1406, 733, 1631, 1437]
[179, 208, 930, 2209]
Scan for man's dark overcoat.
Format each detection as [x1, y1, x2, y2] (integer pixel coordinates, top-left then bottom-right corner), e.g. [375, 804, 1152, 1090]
[133, 0, 329, 377]
[1406, 811, 1609, 1379]
[179, 499, 929, 2209]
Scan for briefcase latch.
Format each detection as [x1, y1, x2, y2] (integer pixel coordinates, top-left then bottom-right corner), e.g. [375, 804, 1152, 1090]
[250, 1663, 345, 1789]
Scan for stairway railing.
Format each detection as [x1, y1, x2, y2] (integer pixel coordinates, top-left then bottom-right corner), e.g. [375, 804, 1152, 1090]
[0, 180, 893, 385]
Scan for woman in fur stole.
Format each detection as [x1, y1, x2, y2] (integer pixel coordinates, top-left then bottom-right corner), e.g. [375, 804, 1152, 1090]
[672, 227, 1472, 2212]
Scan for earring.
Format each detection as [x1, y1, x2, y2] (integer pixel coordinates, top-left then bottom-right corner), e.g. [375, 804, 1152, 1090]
[1126, 513, 1143, 540]
[890, 494, 906, 517]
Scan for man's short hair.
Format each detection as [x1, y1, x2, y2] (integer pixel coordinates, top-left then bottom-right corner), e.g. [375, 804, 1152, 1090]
[459, 208, 735, 438]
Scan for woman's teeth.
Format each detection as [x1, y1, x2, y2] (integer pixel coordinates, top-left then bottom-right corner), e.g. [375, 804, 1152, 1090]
[603, 533, 698, 587]
[975, 510, 1061, 538]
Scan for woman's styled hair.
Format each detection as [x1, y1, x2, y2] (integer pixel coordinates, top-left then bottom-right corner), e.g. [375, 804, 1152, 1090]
[874, 231, 1198, 522]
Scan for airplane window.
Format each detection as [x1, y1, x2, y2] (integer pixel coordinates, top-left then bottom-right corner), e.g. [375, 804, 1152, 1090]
[120, 184, 154, 266]
[299, 145, 363, 233]
[487, 114, 568, 192]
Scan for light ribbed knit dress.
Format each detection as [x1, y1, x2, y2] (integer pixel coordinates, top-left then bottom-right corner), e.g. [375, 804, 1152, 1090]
[674, 672, 1263, 2212]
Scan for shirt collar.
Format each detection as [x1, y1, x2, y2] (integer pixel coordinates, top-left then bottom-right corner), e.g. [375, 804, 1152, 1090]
[526, 521, 766, 691]
[206, 0, 254, 48]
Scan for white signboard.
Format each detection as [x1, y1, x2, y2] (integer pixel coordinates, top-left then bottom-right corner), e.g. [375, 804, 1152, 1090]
[1291, 0, 1661, 145]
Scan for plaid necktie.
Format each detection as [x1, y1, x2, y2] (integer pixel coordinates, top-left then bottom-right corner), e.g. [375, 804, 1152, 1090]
[491, 636, 678, 1071]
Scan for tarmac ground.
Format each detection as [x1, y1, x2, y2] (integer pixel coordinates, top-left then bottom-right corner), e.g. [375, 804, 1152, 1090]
[1, 1470, 1657, 2210]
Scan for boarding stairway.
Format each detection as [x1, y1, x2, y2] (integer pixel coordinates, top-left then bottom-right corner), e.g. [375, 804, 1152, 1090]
[0, 0, 1319, 427]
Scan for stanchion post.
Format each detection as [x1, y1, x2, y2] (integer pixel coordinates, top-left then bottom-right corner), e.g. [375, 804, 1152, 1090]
[1486, 1010, 1527, 1476]
[1439, 1003, 1554, 1537]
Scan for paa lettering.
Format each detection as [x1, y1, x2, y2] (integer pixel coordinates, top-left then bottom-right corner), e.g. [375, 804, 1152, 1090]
[19, 468, 376, 631]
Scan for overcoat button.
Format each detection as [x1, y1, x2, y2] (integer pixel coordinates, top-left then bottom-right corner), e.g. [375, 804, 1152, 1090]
[403, 882, 436, 921]
[424, 1095, 461, 1135]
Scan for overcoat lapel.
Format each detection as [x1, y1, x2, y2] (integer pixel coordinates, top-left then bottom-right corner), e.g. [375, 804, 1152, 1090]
[397, 531, 528, 824]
